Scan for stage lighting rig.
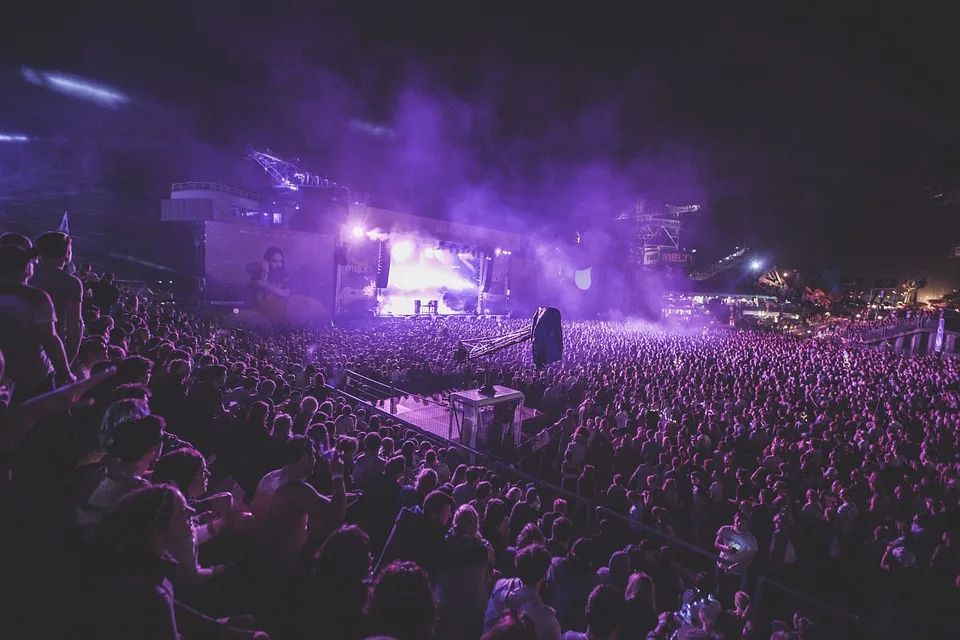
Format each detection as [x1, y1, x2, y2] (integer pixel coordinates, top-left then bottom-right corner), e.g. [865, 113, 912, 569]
[615, 198, 700, 268]
[455, 307, 563, 395]
[245, 147, 368, 205]
[689, 247, 750, 281]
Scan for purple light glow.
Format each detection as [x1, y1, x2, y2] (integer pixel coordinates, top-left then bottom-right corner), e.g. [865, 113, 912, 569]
[22, 67, 129, 108]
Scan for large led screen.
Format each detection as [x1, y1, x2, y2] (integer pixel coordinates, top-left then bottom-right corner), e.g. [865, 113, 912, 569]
[204, 221, 335, 328]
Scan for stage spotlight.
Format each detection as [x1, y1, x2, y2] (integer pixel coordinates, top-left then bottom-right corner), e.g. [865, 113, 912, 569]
[495, 248, 502, 256]
[392, 240, 414, 262]
[750, 260, 762, 270]
[423, 247, 435, 259]
[351, 226, 365, 239]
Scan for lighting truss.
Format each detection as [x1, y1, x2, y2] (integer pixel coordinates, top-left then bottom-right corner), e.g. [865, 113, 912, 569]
[689, 247, 749, 281]
[456, 328, 533, 361]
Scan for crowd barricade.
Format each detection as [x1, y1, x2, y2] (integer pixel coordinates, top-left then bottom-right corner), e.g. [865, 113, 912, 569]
[343, 369, 399, 414]
[327, 384, 866, 635]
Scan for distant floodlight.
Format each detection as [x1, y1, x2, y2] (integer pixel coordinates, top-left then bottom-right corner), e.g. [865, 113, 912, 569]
[0, 133, 29, 142]
[495, 248, 502, 256]
[351, 225, 365, 239]
[750, 260, 762, 270]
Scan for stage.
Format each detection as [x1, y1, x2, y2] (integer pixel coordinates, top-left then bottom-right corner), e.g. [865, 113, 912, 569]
[390, 394, 541, 442]
[374, 312, 511, 320]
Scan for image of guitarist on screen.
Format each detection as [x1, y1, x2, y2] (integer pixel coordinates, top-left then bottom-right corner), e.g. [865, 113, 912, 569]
[247, 245, 291, 324]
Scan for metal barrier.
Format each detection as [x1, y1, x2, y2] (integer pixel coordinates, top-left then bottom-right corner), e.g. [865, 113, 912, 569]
[857, 315, 937, 342]
[343, 370, 398, 414]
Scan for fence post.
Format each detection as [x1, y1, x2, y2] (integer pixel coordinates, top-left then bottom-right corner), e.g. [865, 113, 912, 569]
[752, 577, 764, 616]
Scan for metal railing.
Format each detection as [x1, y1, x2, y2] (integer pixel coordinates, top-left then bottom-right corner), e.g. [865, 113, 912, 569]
[857, 315, 937, 342]
[342, 369, 399, 414]
[171, 182, 264, 201]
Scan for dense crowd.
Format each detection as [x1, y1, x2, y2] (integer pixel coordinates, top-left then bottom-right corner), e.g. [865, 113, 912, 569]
[817, 308, 938, 342]
[1, 230, 959, 640]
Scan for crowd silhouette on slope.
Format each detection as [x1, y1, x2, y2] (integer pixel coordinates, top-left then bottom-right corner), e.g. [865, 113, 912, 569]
[1, 231, 959, 639]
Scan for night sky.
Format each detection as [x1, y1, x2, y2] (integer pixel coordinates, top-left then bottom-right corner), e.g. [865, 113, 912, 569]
[2, 3, 960, 292]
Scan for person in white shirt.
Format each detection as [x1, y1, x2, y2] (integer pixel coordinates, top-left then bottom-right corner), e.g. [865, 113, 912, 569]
[334, 405, 357, 435]
[714, 512, 758, 602]
[353, 432, 386, 490]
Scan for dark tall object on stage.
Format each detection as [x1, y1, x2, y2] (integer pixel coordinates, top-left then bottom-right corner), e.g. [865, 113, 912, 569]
[455, 306, 564, 395]
[531, 307, 563, 368]
[376, 240, 391, 289]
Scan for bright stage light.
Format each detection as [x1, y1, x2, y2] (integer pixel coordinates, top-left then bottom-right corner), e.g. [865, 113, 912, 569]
[495, 248, 502, 256]
[423, 247, 435, 259]
[351, 226, 365, 239]
[392, 240, 414, 262]
[750, 260, 762, 270]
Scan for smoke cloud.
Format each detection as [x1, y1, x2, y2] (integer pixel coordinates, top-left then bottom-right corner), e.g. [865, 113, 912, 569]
[0, 7, 720, 307]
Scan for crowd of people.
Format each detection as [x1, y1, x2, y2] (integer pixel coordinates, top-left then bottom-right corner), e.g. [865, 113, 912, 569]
[816, 308, 939, 343]
[1, 230, 959, 640]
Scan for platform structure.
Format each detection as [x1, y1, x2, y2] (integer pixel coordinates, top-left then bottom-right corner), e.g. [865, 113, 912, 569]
[341, 370, 535, 451]
[448, 386, 525, 454]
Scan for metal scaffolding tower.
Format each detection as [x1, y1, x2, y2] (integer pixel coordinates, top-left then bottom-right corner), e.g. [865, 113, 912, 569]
[615, 199, 700, 266]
